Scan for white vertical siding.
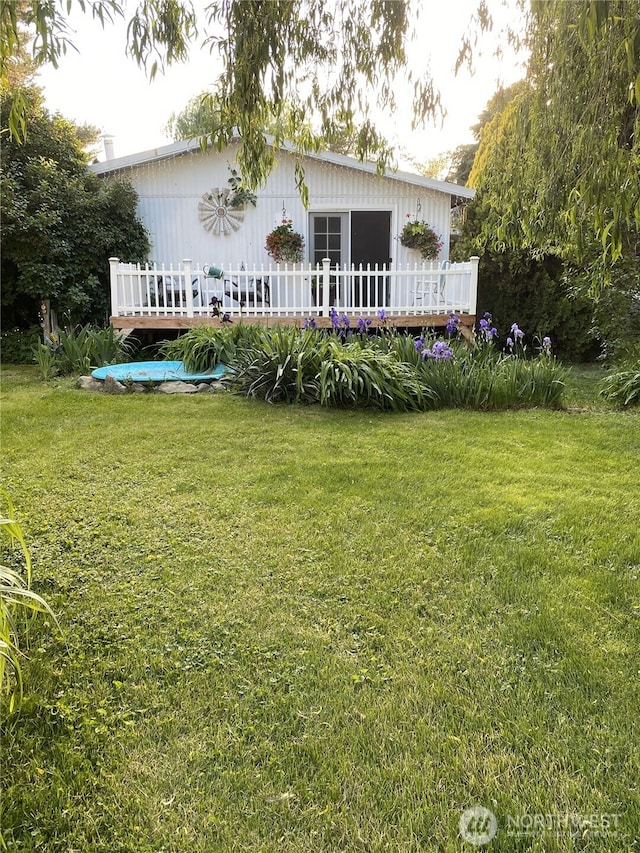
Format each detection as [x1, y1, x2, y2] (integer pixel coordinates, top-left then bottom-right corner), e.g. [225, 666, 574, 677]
[107, 143, 452, 270]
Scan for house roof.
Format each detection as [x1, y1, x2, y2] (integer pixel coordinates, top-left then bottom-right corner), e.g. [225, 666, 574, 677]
[89, 137, 475, 200]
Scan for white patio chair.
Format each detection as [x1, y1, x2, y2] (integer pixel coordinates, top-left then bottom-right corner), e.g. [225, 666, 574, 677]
[411, 260, 450, 310]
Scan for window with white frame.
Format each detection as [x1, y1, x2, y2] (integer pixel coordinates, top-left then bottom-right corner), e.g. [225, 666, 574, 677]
[309, 214, 348, 266]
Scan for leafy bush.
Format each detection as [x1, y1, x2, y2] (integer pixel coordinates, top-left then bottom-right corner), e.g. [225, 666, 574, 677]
[590, 261, 640, 362]
[1, 492, 57, 713]
[451, 196, 597, 362]
[0, 326, 42, 364]
[1, 91, 149, 329]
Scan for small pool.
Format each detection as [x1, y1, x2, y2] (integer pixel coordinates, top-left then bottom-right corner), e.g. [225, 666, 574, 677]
[91, 361, 227, 383]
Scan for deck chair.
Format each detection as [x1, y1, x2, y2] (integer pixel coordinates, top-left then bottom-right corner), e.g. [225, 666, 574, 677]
[223, 277, 271, 307]
[411, 260, 450, 309]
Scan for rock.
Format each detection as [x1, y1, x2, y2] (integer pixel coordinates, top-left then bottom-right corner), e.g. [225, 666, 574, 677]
[76, 376, 103, 392]
[103, 374, 126, 395]
[156, 381, 199, 394]
[130, 382, 149, 393]
[196, 382, 213, 392]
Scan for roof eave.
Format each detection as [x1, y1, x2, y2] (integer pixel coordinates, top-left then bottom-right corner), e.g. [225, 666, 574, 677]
[89, 135, 475, 199]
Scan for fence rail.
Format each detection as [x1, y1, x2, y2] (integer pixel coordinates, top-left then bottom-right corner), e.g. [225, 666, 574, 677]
[109, 257, 479, 321]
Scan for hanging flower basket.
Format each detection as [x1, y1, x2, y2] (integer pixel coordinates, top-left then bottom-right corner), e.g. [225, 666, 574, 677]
[265, 219, 305, 263]
[399, 219, 443, 259]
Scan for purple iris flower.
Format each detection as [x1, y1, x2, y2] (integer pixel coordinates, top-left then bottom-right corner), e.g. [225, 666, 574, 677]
[423, 340, 454, 361]
[446, 313, 460, 336]
[377, 309, 387, 321]
[303, 317, 317, 330]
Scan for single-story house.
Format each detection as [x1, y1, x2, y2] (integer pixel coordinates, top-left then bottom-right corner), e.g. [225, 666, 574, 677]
[90, 138, 477, 331]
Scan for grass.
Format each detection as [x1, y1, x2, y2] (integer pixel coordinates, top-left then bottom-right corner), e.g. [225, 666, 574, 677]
[1, 366, 639, 852]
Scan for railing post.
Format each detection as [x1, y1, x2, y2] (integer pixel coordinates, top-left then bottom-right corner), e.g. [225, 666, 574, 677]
[322, 257, 331, 316]
[183, 258, 193, 317]
[109, 257, 120, 318]
[469, 256, 479, 316]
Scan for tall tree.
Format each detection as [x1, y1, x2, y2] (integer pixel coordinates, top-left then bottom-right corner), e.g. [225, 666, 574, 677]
[1, 0, 484, 194]
[165, 91, 223, 142]
[468, 0, 640, 275]
[446, 83, 525, 185]
[166, 91, 379, 159]
[1, 90, 149, 329]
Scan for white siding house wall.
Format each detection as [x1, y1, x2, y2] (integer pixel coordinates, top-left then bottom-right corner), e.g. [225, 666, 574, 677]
[100, 142, 453, 272]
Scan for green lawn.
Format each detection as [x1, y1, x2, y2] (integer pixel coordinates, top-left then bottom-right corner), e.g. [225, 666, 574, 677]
[1, 366, 638, 852]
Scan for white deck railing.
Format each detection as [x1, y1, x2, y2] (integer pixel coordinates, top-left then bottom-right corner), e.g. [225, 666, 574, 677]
[109, 257, 479, 320]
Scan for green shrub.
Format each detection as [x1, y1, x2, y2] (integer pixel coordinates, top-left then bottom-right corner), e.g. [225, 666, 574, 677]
[230, 326, 323, 404]
[0, 326, 42, 364]
[33, 325, 134, 378]
[162, 324, 264, 372]
[599, 361, 640, 407]
[317, 339, 429, 411]
[452, 197, 597, 361]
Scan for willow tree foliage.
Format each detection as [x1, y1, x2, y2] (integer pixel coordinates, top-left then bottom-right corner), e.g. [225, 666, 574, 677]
[469, 0, 640, 277]
[1, 0, 463, 197]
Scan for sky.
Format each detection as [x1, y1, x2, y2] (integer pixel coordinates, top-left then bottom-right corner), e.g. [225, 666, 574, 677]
[36, 0, 527, 168]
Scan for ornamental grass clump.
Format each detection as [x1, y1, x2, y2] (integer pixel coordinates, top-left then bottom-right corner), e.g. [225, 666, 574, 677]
[599, 362, 640, 407]
[228, 326, 429, 410]
[317, 340, 429, 411]
[33, 324, 134, 378]
[414, 345, 566, 410]
[230, 326, 322, 404]
[412, 317, 567, 410]
[162, 324, 264, 372]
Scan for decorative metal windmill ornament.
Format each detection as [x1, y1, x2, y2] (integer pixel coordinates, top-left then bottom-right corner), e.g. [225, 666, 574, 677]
[198, 188, 245, 235]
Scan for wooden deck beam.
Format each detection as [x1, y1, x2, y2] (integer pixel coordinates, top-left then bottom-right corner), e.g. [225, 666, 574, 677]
[111, 314, 476, 332]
